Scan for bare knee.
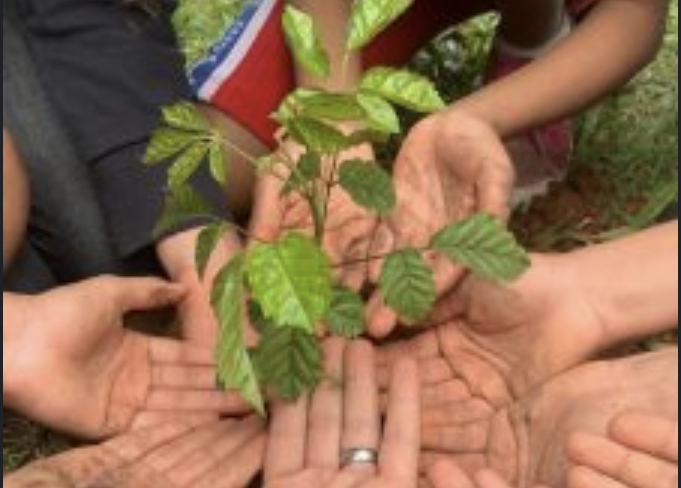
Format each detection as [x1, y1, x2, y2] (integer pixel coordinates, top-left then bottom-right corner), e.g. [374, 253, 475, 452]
[3, 129, 30, 271]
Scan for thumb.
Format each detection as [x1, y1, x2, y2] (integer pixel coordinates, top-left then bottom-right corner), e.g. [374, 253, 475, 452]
[103, 276, 186, 313]
[249, 175, 285, 244]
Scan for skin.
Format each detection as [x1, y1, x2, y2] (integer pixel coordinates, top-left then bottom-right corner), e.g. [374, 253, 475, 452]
[3, 418, 266, 488]
[3, 276, 252, 439]
[3, 129, 30, 271]
[264, 340, 421, 488]
[376, 223, 678, 485]
[567, 412, 679, 488]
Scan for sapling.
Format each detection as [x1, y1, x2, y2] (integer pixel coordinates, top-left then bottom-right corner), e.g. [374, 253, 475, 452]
[145, 0, 530, 413]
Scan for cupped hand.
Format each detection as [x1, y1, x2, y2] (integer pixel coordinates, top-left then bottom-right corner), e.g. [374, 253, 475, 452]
[4, 417, 266, 488]
[264, 339, 421, 488]
[366, 109, 515, 338]
[4, 276, 252, 439]
[567, 412, 678, 488]
[249, 141, 379, 291]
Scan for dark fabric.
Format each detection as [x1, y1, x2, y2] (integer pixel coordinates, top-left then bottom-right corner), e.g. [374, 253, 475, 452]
[3, 0, 121, 289]
[21, 0, 231, 257]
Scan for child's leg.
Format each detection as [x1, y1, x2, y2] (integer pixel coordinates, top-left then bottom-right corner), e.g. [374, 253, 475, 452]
[3, 131, 30, 272]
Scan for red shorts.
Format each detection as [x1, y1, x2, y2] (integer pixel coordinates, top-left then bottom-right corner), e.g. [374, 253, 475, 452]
[190, 0, 597, 148]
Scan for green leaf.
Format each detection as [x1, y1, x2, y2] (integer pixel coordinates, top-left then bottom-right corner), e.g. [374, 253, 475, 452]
[167, 142, 208, 189]
[357, 93, 401, 135]
[431, 214, 531, 281]
[208, 140, 229, 185]
[154, 184, 216, 237]
[286, 117, 351, 155]
[248, 300, 274, 335]
[254, 326, 322, 400]
[294, 90, 366, 121]
[212, 255, 265, 415]
[196, 223, 230, 280]
[347, 0, 415, 51]
[162, 102, 210, 132]
[283, 153, 322, 195]
[144, 128, 197, 165]
[245, 233, 333, 332]
[173, 0, 246, 68]
[282, 5, 330, 79]
[379, 249, 436, 322]
[326, 286, 365, 339]
[338, 160, 396, 215]
[360, 68, 446, 113]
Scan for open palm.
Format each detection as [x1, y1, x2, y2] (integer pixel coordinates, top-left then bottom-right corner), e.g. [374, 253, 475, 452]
[265, 340, 420, 488]
[4, 276, 251, 439]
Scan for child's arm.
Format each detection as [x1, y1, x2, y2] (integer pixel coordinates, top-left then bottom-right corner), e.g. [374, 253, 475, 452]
[455, 0, 670, 137]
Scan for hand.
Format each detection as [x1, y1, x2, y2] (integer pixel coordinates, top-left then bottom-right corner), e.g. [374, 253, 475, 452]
[3, 276, 251, 439]
[264, 339, 421, 488]
[428, 462, 550, 488]
[4, 417, 266, 488]
[378, 253, 606, 407]
[366, 109, 515, 338]
[158, 227, 245, 347]
[567, 412, 679, 488]
[250, 141, 379, 290]
[381, 340, 677, 487]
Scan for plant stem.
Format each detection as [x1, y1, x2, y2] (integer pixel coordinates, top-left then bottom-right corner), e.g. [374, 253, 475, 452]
[218, 135, 289, 184]
[321, 154, 341, 238]
[332, 246, 432, 269]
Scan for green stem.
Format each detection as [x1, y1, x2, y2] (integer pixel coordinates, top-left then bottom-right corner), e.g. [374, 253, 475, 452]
[332, 246, 432, 269]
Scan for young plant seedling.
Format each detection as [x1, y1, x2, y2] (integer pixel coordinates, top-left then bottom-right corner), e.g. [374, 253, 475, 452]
[145, 0, 531, 414]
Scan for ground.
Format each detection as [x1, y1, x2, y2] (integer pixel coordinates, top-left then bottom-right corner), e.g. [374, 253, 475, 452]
[3, 4, 678, 475]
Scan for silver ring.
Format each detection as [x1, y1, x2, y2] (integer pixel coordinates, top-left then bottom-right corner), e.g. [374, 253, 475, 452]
[340, 448, 379, 467]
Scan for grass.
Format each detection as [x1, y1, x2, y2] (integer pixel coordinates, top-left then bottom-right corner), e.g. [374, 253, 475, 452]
[3, 4, 678, 475]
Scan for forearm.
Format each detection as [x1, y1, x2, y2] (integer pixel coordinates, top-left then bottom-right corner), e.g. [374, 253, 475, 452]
[3, 293, 31, 406]
[453, 0, 668, 137]
[290, 0, 362, 91]
[568, 221, 678, 347]
[3, 130, 30, 271]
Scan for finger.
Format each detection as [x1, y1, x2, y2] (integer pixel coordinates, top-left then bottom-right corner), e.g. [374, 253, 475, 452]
[152, 364, 218, 389]
[568, 466, 630, 488]
[105, 277, 186, 313]
[249, 175, 286, 242]
[475, 469, 516, 488]
[377, 331, 440, 367]
[568, 431, 678, 488]
[427, 459, 476, 488]
[422, 422, 489, 452]
[380, 358, 421, 482]
[366, 292, 399, 339]
[146, 389, 251, 414]
[169, 417, 265, 486]
[422, 380, 472, 408]
[432, 255, 465, 299]
[422, 399, 495, 427]
[342, 341, 381, 474]
[131, 412, 217, 431]
[106, 420, 208, 461]
[476, 158, 514, 221]
[264, 395, 310, 481]
[307, 338, 346, 470]
[378, 358, 453, 389]
[149, 339, 216, 366]
[143, 421, 239, 473]
[609, 412, 679, 463]
[367, 222, 395, 284]
[193, 434, 267, 488]
[421, 452, 487, 476]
